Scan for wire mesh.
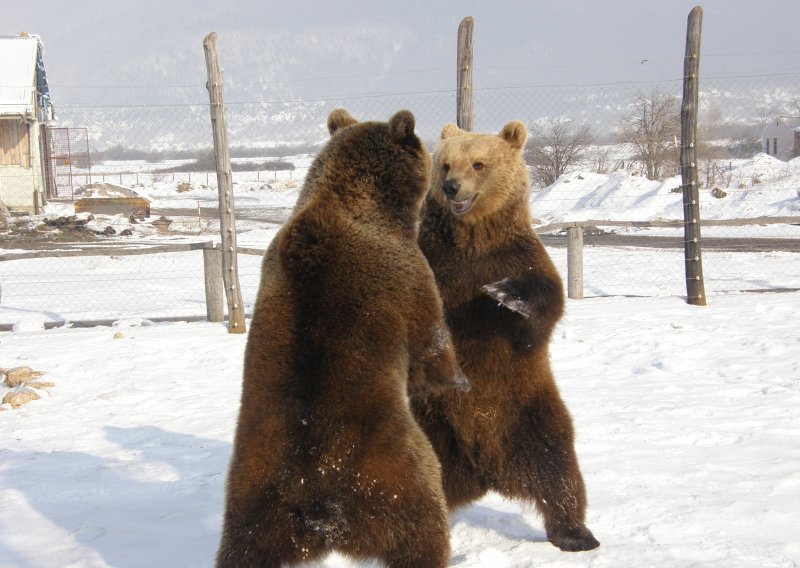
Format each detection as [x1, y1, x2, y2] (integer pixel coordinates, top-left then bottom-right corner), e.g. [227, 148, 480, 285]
[1, 74, 798, 332]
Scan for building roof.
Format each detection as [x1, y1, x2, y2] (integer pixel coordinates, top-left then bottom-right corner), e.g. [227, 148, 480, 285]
[0, 34, 52, 117]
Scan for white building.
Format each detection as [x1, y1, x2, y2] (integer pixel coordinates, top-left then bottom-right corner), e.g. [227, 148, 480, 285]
[0, 33, 54, 213]
[761, 116, 800, 161]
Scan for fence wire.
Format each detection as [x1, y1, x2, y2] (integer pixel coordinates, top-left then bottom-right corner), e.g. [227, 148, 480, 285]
[1, 74, 799, 331]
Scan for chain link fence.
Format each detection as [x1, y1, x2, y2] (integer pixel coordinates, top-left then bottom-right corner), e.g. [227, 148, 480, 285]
[1, 73, 799, 331]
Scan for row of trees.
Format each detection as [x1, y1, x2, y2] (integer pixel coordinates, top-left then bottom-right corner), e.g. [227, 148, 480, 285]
[525, 91, 681, 188]
[524, 89, 793, 189]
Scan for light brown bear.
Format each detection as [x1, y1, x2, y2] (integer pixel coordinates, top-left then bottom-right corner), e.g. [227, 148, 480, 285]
[413, 121, 600, 552]
[216, 109, 469, 568]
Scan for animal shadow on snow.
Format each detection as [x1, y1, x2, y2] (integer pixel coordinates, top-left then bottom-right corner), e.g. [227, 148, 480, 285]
[0, 425, 231, 567]
[450, 502, 548, 543]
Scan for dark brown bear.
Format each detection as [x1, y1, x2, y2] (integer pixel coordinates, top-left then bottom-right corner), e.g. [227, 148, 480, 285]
[413, 121, 600, 552]
[216, 109, 469, 567]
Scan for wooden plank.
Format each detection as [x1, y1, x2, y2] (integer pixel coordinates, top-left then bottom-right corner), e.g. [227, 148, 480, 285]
[74, 197, 151, 218]
[236, 246, 268, 256]
[534, 216, 799, 234]
[0, 241, 211, 262]
[0, 120, 22, 166]
[203, 32, 246, 334]
[20, 120, 30, 169]
[680, 6, 707, 306]
[0, 312, 255, 333]
[456, 17, 474, 132]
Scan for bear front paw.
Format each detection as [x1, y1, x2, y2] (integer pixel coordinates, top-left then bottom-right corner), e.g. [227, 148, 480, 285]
[482, 278, 531, 319]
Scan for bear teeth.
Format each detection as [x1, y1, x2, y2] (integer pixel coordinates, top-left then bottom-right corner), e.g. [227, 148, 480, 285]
[451, 196, 475, 215]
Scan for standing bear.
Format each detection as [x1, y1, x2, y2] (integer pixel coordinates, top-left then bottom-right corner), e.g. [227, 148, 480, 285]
[216, 109, 469, 568]
[413, 121, 600, 552]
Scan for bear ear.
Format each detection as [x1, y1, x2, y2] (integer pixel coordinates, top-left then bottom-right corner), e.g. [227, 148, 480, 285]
[440, 123, 464, 140]
[389, 109, 418, 146]
[499, 120, 528, 150]
[327, 108, 358, 135]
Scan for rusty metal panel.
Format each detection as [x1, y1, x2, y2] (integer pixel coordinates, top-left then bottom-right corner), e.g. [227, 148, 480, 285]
[42, 126, 91, 199]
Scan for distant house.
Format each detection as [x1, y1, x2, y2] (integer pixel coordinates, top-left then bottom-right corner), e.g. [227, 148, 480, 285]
[761, 116, 800, 161]
[0, 33, 54, 213]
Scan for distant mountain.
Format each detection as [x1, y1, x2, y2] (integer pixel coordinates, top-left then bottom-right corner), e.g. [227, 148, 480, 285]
[52, 76, 798, 154]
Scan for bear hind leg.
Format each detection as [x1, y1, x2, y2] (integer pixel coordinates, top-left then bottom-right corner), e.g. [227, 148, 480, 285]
[216, 496, 329, 567]
[338, 493, 451, 568]
[496, 397, 600, 552]
[335, 457, 451, 567]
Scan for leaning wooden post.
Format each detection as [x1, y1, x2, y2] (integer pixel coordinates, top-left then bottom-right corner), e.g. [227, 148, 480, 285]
[567, 225, 584, 300]
[456, 16, 474, 131]
[680, 6, 707, 306]
[203, 32, 246, 332]
[203, 242, 224, 322]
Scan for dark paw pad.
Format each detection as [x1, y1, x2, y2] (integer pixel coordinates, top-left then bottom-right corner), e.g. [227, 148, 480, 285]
[548, 526, 600, 552]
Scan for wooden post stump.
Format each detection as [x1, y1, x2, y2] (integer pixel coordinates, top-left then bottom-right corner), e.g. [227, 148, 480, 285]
[567, 226, 584, 300]
[203, 244, 224, 322]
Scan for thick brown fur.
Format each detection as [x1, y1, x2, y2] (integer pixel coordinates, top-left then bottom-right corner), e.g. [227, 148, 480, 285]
[413, 121, 600, 552]
[216, 110, 468, 567]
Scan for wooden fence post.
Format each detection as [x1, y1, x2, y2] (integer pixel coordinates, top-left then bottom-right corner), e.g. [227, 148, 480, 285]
[567, 226, 584, 299]
[203, 243, 224, 322]
[680, 6, 707, 306]
[457, 17, 474, 131]
[203, 32, 247, 333]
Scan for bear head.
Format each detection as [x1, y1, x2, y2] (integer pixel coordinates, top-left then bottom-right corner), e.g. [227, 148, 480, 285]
[428, 121, 529, 224]
[301, 108, 431, 228]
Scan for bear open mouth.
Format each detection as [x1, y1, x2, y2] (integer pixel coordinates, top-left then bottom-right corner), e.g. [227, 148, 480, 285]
[450, 195, 475, 215]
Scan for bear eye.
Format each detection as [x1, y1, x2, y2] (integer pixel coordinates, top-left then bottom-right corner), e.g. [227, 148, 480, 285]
[473, 162, 484, 171]
[443, 163, 450, 173]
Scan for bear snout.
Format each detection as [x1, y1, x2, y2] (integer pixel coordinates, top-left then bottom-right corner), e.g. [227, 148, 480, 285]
[442, 179, 460, 200]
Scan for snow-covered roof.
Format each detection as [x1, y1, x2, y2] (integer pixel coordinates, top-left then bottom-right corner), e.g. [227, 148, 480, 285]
[0, 35, 52, 117]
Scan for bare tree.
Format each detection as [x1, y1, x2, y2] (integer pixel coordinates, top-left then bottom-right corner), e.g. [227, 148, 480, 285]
[787, 96, 800, 117]
[697, 100, 729, 188]
[755, 102, 778, 130]
[617, 90, 680, 180]
[525, 117, 594, 188]
[726, 123, 763, 159]
[588, 145, 612, 175]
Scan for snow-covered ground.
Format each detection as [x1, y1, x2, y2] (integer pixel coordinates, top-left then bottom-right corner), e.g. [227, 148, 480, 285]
[1, 292, 798, 567]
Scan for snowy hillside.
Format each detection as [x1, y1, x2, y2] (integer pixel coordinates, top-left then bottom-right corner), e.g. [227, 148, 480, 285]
[533, 153, 800, 226]
[76, 152, 800, 228]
